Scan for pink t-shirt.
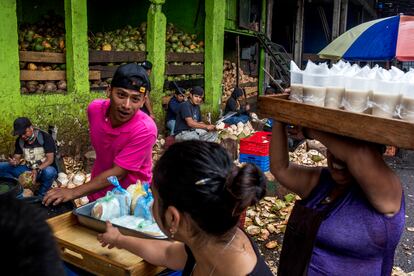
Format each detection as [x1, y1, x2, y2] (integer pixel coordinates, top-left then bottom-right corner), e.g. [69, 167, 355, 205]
[87, 99, 157, 201]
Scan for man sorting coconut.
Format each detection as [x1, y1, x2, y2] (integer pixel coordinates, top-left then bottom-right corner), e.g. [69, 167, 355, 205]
[43, 63, 157, 206]
[174, 86, 218, 142]
[0, 117, 57, 197]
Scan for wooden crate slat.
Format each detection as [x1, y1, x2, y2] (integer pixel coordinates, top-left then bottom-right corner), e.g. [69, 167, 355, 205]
[20, 70, 66, 81]
[20, 70, 101, 81]
[19, 51, 65, 63]
[258, 95, 414, 149]
[166, 64, 204, 75]
[164, 78, 204, 89]
[239, 81, 258, 88]
[89, 65, 119, 78]
[166, 52, 204, 62]
[89, 50, 146, 63]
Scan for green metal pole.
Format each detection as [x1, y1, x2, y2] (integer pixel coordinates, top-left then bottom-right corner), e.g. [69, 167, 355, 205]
[147, 0, 166, 124]
[258, 0, 267, 95]
[64, 0, 89, 95]
[0, 0, 22, 150]
[204, 0, 225, 118]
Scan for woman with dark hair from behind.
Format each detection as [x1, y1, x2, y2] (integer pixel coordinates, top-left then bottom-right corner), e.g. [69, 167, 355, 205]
[0, 195, 65, 276]
[98, 141, 273, 275]
[223, 87, 250, 125]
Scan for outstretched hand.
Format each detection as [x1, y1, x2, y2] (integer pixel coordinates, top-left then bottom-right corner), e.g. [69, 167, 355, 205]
[42, 187, 75, 206]
[97, 221, 122, 249]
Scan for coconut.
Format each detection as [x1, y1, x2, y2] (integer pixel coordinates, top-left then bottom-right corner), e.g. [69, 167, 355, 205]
[44, 82, 57, 92]
[72, 173, 86, 186]
[57, 172, 69, 187]
[216, 122, 225, 130]
[18, 171, 34, 189]
[27, 63, 37, 71]
[23, 189, 34, 197]
[57, 80, 67, 90]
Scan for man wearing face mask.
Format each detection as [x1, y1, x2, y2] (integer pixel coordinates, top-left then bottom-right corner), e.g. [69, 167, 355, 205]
[43, 63, 157, 206]
[0, 117, 57, 197]
[174, 86, 217, 142]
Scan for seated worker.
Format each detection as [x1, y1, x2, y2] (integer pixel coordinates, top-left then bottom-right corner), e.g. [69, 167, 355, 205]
[43, 63, 157, 205]
[0, 195, 65, 275]
[223, 87, 250, 125]
[165, 87, 186, 136]
[140, 60, 156, 120]
[264, 85, 277, 95]
[98, 141, 273, 276]
[0, 117, 57, 197]
[174, 86, 217, 142]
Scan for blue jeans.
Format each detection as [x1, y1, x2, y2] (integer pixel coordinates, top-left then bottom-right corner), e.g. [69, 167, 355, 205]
[223, 114, 249, 125]
[0, 162, 57, 197]
[166, 120, 176, 136]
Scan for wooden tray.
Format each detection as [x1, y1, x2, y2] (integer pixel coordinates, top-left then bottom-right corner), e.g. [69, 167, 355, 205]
[47, 212, 165, 276]
[258, 94, 414, 149]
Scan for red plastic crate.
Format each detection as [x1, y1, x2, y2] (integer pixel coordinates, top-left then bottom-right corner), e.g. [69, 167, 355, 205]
[239, 131, 272, 156]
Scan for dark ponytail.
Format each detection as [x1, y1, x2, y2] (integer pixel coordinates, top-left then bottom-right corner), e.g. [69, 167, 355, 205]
[153, 141, 266, 236]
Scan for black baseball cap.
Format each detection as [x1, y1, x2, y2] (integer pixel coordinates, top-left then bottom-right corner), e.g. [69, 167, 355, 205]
[111, 63, 150, 94]
[13, 117, 32, 136]
[141, 60, 153, 70]
[190, 86, 204, 96]
[175, 86, 185, 95]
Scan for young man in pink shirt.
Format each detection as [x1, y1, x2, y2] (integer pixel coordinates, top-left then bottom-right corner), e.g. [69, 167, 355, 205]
[43, 63, 157, 205]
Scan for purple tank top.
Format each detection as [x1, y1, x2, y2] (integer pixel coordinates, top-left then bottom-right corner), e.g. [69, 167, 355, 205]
[302, 169, 405, 276]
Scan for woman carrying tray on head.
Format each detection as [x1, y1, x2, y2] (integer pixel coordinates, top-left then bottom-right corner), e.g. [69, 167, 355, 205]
[270, 121, 405, 276]
[98, 141, 273, 276]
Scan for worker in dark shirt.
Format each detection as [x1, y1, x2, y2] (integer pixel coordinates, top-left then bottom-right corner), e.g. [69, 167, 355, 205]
[174, 86, 217, 142]
[0, 117, 57, 197]
[223, 87, 250, 125]
[166, 87, 186, 136]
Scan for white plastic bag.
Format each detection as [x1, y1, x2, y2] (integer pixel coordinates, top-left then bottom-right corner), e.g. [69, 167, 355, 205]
[302, 61, 329, 106]
[290, 61, 303, 102]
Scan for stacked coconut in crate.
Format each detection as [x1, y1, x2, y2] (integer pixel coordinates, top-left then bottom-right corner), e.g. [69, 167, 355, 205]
[222, 60, 258, 106]
[88, 23, 147, 90]
[164, 23, 205, 97]
[18, 14, 68, 93]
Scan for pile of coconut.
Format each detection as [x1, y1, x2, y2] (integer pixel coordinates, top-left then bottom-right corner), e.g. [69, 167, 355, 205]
[222, 60, 258, 105]
[54, 172, 91, 207]
[152, 135, 166, 164]
[216, 121, 255, 140]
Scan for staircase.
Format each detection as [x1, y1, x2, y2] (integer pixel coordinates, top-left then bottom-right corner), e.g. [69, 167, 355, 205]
[255, 32, 292, 88]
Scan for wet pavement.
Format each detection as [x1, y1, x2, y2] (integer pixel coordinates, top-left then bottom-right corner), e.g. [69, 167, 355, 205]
[387, 150, 414, 272]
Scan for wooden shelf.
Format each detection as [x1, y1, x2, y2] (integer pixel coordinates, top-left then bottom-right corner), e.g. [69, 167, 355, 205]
[166, 52, 204, 62]
[19, 51, 65, 63]
[89, 50, 146, 63]
[20, 70, 100, 81]
[166, 64, 204, 75]
[258, 94, 414, 149]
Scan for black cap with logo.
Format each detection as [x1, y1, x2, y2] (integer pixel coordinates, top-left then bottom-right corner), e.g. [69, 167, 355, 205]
[111, 63, 150, 94]
[13, 117, 32, 136]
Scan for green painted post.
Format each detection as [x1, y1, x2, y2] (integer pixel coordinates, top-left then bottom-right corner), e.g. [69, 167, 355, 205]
[204, 0, 225, 118]
[147, 0, 166, 123]
[64, 0, 89, 95]
[0, 0, 22, 150]
[258, 0, 267, 95]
